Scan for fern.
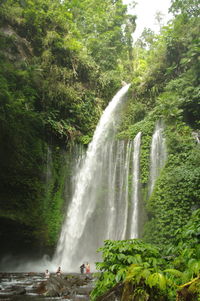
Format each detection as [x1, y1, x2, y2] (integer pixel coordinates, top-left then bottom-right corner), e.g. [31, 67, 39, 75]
[147, 272, 167, 290]
[164, 268, 183, 278]
[115, 267, 128, 282]
[125, 264, 143, 281]
[188, 259, 200, 276]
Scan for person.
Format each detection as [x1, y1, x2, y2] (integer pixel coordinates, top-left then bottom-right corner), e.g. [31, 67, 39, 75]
[80, 263, 85, 274]
[45, 269, 50, 279]
[85, 262, 90, 273]
[56, 266, 62, 276]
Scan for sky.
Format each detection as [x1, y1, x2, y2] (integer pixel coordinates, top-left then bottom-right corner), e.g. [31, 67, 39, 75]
[123, 0, 172, 41]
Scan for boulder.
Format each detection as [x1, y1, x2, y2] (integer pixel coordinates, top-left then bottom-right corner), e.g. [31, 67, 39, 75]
[38, 274, 94, 299]
[12, 287, 26, 295]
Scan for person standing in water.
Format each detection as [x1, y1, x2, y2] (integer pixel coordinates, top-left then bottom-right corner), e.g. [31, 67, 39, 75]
[80, 263, 85, 274]
[56, 266, 62, 276]
[85, 262, 90, 273]
[45, 269, 50, 279]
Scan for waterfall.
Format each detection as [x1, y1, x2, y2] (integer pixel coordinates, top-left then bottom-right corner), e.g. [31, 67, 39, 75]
[149, 121, 167, 195]
[53, 84, 131, 271]
[130, 132, 142, 238]
[121, 140, 133, 239]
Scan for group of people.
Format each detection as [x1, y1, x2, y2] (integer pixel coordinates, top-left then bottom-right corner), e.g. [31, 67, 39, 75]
[44, 266, 62, 279]
[80, 262, 90, 274]
[44, 262, 91, 278]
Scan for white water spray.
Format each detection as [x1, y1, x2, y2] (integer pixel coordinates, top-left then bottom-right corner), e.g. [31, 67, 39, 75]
[149, 121, 167, 195]
[1, 85, 147, 273]
[130, 132, 142, 238]
[53, 84, 131, 271]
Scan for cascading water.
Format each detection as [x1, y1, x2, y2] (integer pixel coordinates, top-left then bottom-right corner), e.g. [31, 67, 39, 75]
[149, 121, 167, 195]
[130, 132, 142, 238]
[53, 84, 132, 271]
[1, 85, 144, 273]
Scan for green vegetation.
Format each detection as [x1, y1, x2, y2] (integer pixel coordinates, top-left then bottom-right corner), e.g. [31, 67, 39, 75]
[91, 210, 200, 300]
[116, 0, 200, 252]
[0, 0, 199, 299]
[0, 0, 135, 253]
[90, 0, 199, 299]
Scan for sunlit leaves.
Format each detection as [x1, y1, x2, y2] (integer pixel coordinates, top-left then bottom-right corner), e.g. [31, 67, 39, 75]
[92, 239, 169, 300]
[115, 267, 128, 282]
[92, 212, 200, 300]
[170, 0, 200, 18]
[164, 268, 183, 278]
[126, 264, 144, 283]
[188, 259, 200, 276]
[147, 272, 167, 290]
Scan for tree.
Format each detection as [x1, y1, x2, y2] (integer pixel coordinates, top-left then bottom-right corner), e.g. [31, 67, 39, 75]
[170, 0, 200, 17]
[155, 10, 165, 31]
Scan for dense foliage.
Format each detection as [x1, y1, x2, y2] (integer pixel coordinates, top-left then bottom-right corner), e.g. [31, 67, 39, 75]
[91, 210, 200, 300]
[90, 0, 200, 299]
[0, 0, 199, 299]
[0, 0, 134, 253]
[118, 0, 200, 250]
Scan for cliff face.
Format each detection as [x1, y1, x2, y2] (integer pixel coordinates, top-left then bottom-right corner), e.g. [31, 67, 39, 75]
[0, 0, 130, 258]
[0, 19, 95, 256]
[0, 126, 70, 257]
[0, 0, 101, 256]
[1, 25, 32, 60]
[0, 0, 199, 265]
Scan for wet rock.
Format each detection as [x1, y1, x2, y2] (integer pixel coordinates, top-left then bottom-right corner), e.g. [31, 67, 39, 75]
[35, 281, 46, 294]
[12, 287, 26, 295]
[76, 284, 94, 295]
[0, 272, 95, 300]
[39, 274, 94, 299]
[46, 276, 69, 296]
[74, 295, 89, 301]
[0, 287, 26, 296]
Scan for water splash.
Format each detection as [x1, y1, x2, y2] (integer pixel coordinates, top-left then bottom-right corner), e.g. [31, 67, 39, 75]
[149, 121, 167, 195]
[0, 84, 146, 273]
[130, 132, 142, 238]
[53, 85, 131, 271]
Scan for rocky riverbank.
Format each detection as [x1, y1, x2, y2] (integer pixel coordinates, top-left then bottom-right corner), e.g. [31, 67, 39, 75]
[37, 273, 94, 300]
[0, 272, 95, 300]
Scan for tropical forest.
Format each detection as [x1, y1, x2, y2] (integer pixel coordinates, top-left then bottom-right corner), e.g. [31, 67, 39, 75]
[0, 0, 199, 300]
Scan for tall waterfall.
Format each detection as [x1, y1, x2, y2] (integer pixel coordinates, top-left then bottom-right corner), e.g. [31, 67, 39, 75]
[149, 121, 167, 195]
[130, 132, 142, 238]
[53, 84, 139, 271]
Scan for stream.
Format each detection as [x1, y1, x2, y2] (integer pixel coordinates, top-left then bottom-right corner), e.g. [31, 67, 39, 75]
[0, 272, 94, 301]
